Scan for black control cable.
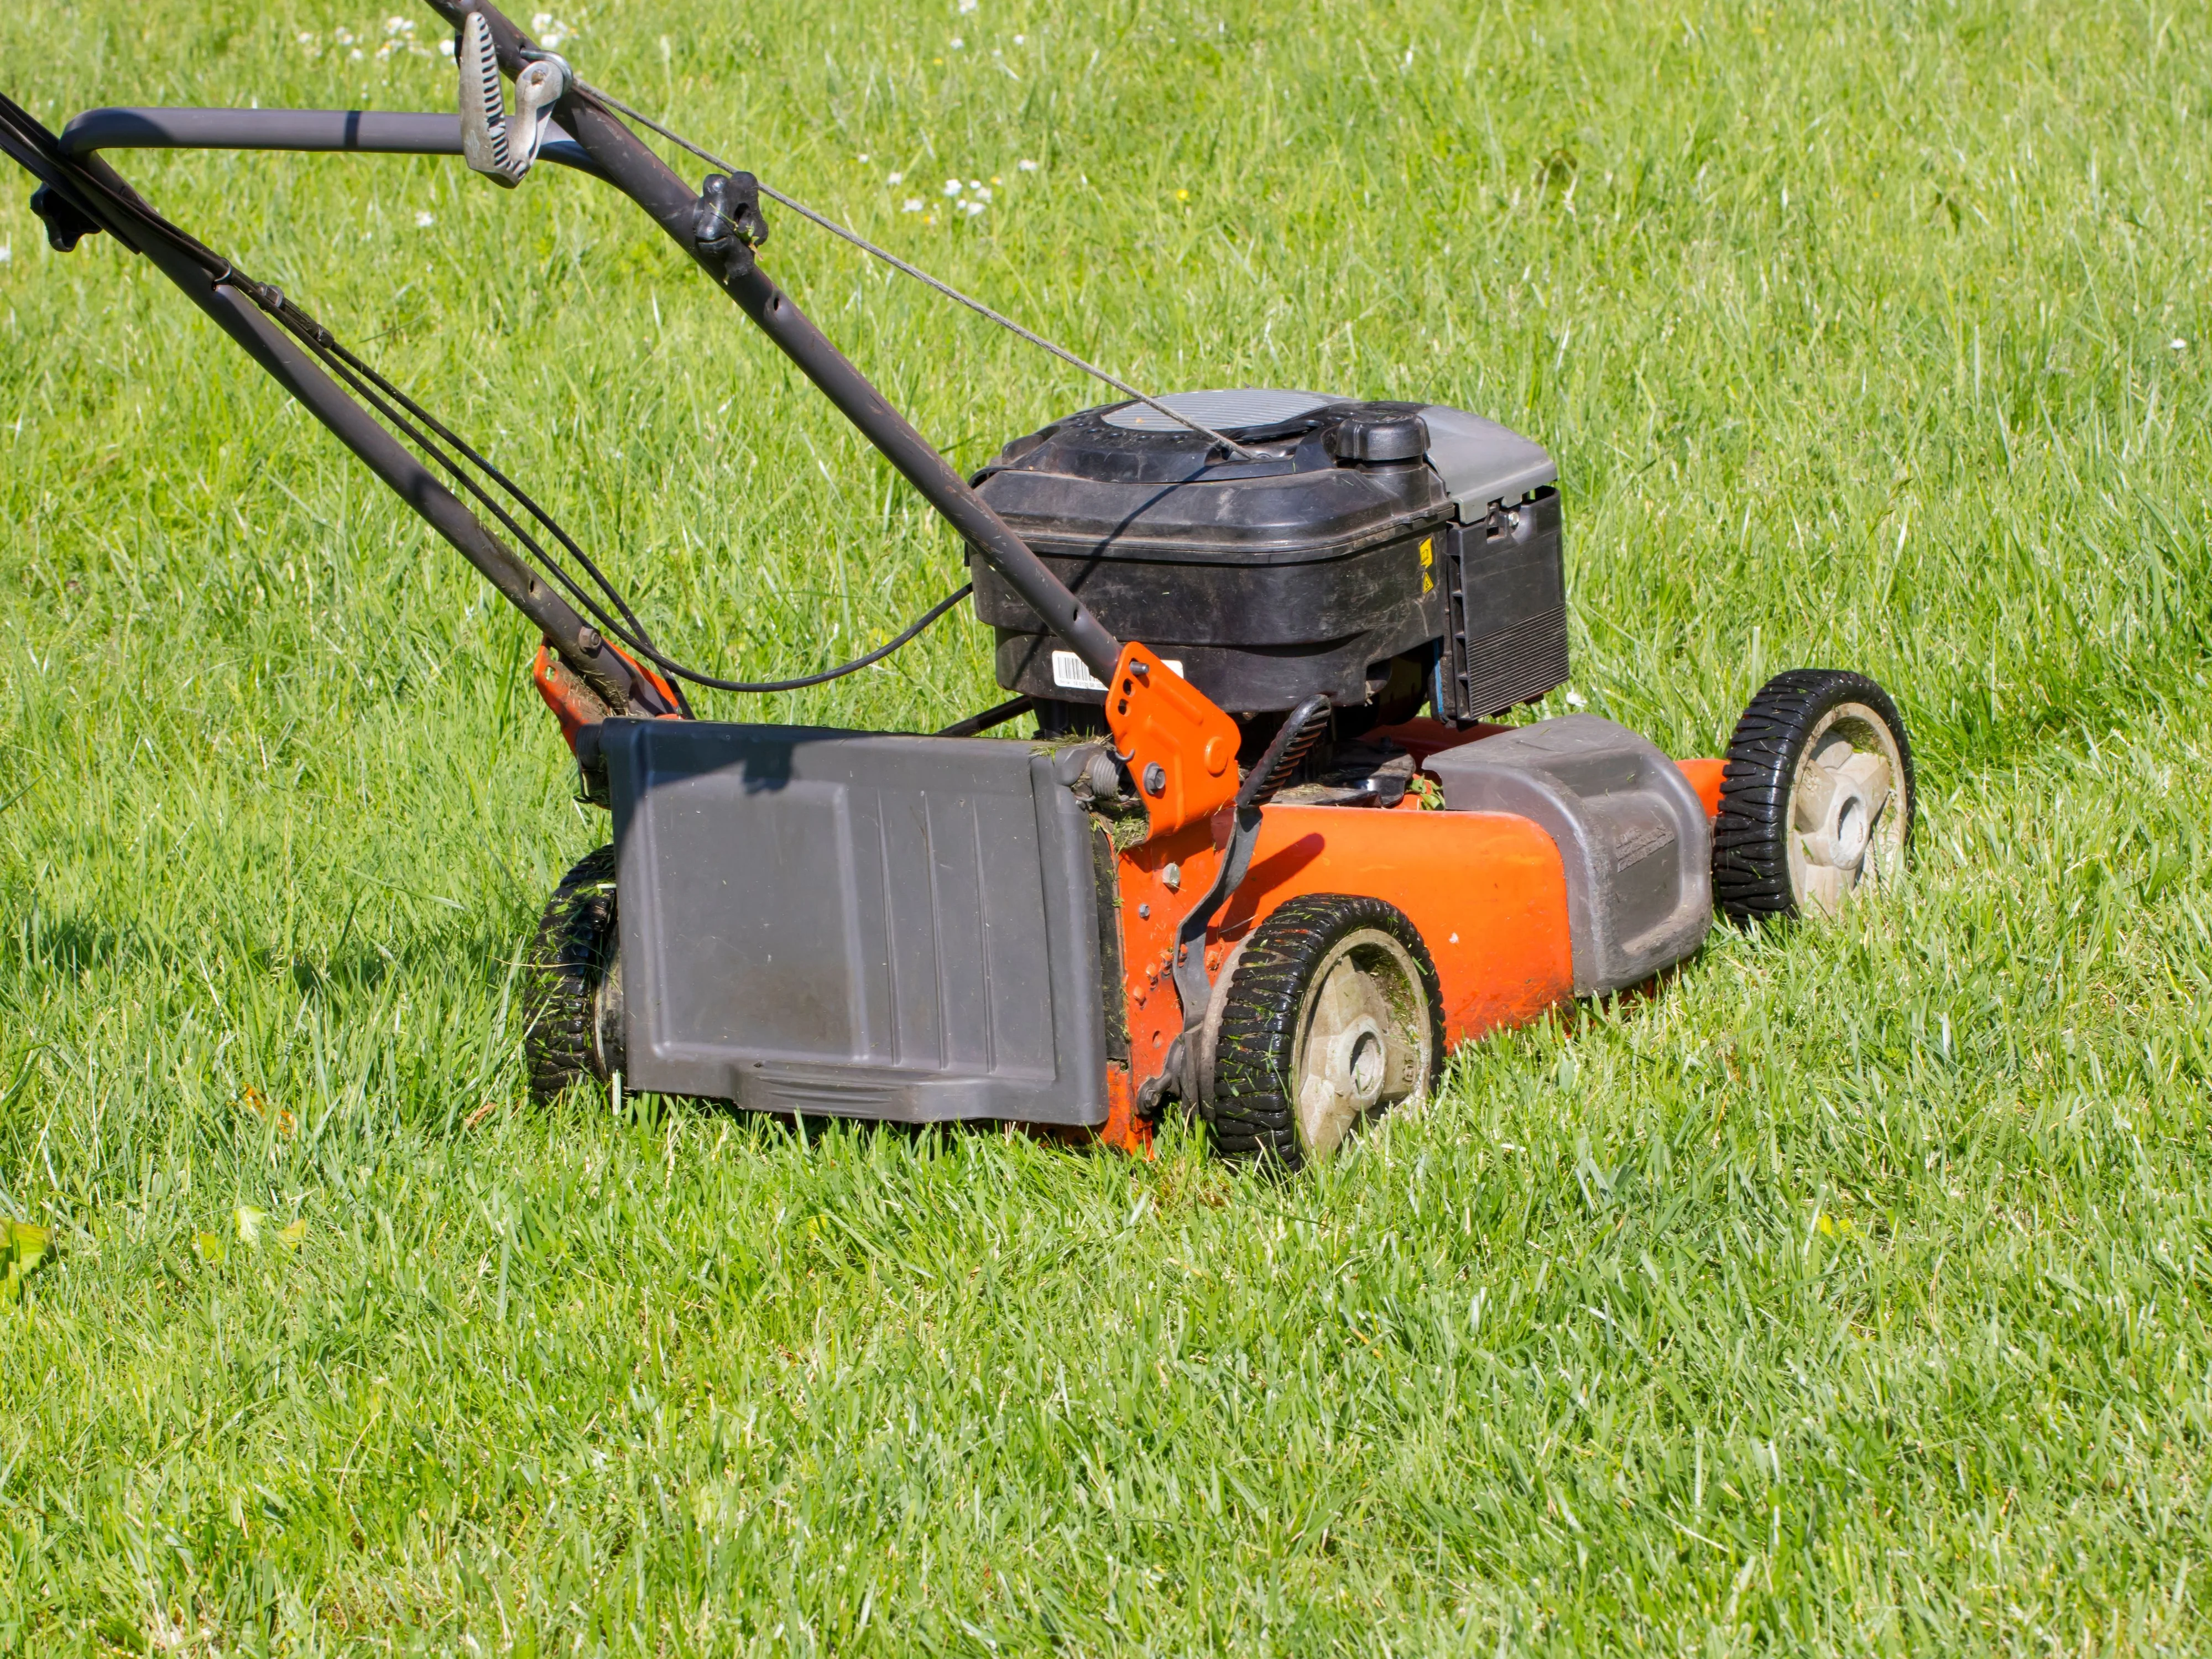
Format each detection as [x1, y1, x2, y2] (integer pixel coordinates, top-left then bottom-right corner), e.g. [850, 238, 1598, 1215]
[0, 93, 971, 701]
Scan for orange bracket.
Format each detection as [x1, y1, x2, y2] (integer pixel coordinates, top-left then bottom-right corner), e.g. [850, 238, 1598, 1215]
[1103, 643, 1243, 1106]
[533, 640, 686, 751]
[1101, 643, 1240, 837]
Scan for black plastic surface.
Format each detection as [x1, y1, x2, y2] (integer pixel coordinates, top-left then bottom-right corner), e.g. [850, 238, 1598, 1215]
[603, 721, 1109, 1124]
[1441, 488, 1568, 719]
[973, 394, 1567, 716]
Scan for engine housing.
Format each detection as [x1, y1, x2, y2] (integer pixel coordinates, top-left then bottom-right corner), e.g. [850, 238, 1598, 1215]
[969, 389, 1568, 722]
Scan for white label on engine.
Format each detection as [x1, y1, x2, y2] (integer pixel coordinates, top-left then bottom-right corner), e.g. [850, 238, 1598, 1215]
[1051, 651, 1183, 692]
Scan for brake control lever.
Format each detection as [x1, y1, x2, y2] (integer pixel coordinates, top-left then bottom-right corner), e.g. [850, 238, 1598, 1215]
[458, 10, 566, 186]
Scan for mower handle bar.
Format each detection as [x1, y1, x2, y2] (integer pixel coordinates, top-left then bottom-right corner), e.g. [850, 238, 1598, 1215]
[59, 105, 609, 181]
[50, 6, 1130, 689]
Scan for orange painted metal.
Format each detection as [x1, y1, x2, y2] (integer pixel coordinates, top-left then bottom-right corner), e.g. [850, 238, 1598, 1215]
[1115, 798, 1580, 1093]
[1093, 1063, 1154, 1156]
[1100, 640, 1247, 1092]
[1117, 820, 1225, 1088]
[1676, 757, 1726, 820]
[1103, 682, 1592, 1094]
[1101, 641, 1241, 838]
[531, 640, 686, 750]
[1102, 697, 1717, 1112]
[1213, 804, 1576, 1047]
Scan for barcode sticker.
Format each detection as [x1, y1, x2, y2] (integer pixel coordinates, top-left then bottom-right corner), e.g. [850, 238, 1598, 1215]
[1051, 651, 1183, 692]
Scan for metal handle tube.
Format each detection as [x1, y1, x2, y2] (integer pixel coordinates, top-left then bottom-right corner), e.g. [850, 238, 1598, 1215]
[58, 106, 607, 180]
[422, 0, 1126, 683]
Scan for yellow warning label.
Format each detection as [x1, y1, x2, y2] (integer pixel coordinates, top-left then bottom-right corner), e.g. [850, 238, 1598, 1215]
[1422, 572, 1434, 594]
[1419, 536, 1434, 567]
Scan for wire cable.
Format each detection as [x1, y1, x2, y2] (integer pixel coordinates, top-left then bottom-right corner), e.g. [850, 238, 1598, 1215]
[568, 77, 1272, 464]
[257, 289, 658, 653]
[0, 92, 984, 702]
[629, 582, 976, 694]
[259, 290, 973, 697]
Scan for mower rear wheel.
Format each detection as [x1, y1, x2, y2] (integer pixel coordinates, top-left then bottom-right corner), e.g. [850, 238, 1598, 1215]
[1713, 669, 1915, 924]
[1206, 895, 1443, 1171]
[521, 844, 624, 1103]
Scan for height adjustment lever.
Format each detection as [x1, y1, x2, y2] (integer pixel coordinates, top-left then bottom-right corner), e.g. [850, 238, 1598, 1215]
[458, 11, 566, 187]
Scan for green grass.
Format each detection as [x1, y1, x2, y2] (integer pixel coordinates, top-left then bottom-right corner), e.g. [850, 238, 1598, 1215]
[2, 0, 2210, 1650]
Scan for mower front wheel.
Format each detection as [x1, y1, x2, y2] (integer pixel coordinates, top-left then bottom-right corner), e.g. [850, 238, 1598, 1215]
[1204, 895, 1444, 1171]
[1714, 669, 1916, 924]
[521, 844, 624, 1103]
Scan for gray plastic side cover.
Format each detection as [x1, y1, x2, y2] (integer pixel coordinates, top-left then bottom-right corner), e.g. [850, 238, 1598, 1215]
[1419, 405, 1558, 520]
[1425, 715, 1712, 995]
[600, 721, 1107, 1124]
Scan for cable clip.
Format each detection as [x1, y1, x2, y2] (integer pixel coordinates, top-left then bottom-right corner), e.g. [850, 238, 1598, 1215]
[458, 11, 567, 187]
[692, 173, 769, 280]
[30, 183, 101, 253]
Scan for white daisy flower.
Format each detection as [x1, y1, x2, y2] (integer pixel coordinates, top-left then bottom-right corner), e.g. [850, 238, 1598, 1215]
[904, 197, 924, 212]
[1017, 158, 1038, 171]
[943, 178, 963, 195]
[415, 211, 436, 227]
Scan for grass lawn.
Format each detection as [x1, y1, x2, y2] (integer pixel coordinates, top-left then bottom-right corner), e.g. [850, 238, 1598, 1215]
[3, 0, 2211, 1650]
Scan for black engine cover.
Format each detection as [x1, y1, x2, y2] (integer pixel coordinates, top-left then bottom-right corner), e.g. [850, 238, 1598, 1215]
[969, 389, 1567, 718]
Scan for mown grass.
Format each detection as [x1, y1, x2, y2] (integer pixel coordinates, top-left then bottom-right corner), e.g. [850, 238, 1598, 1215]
[1, 0, 2209, 1651]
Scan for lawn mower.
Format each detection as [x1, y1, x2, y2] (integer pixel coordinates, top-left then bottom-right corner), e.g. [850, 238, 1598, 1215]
[0, 2, 1915, 1167]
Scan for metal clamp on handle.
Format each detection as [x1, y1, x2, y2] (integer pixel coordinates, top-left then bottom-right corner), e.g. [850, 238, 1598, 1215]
[459, 11, 566, 186]
[692, 171, 769, 280]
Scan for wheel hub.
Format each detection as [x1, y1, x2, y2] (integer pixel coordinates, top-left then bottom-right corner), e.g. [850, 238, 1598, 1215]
[1787, 706, 1906, 916]
[1328, 1016, 1389, 1107]
[1291, 933, 1431, 1161]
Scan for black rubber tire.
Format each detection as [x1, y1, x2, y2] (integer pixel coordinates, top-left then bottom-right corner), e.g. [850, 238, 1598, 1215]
[521, 844, 621, 1103]
[1713, 669, 1916, 925]
[1207, 894, 1444, 1171]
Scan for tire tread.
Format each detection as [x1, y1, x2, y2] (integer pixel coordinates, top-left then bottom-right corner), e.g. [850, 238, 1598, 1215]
[1206, 894, 1443, 1171]
[521, 844, 618, 1103]
[1713, 670, 1916, 924]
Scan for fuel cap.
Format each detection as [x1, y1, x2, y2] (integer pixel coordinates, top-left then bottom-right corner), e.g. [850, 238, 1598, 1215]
[1326, 406, 1430, 463]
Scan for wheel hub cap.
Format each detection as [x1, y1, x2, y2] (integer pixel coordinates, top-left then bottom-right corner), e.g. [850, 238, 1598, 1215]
[1291, 936, 1430, 1162]
[1788, 708, 1905, 916]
